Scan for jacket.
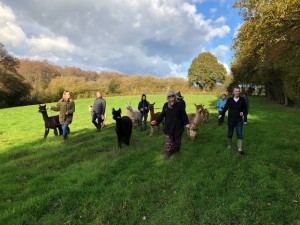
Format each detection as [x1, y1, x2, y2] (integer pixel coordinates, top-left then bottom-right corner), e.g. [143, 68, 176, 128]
[51, 99, 75, 124]
[156, 101, 189, 138]
[138, 100, 149, 114]
[216, 98, 227, 112]
[93, 98, 106, 115]
[221, 97, 247, 123]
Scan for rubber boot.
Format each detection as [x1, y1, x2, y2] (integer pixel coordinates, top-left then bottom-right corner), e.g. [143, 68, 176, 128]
[63, 134, 67, 142]
[237, 139, 244, 154]
[227, 138, 232, 149]
[165, 150, 171, 160]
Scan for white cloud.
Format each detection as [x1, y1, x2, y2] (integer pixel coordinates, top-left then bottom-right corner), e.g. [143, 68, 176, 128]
[210, 45, 229, 58]
[0, 0, 233, 76]
[215, 16, 226, 24]
[209, 8, 217, 14]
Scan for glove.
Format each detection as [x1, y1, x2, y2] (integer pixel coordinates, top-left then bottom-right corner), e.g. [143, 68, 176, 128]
[151, 120, 157, 126]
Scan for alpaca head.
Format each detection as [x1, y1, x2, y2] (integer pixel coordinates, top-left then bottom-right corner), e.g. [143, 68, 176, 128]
[112, 108, 122, 120]
[38, 104, 47, 113]
[148, 102, 155, 111]
[125, 102, 132, 111]
[194, 103, 204, 113]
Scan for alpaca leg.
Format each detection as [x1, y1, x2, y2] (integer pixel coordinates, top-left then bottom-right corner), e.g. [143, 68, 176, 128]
[58, 126, 63, 136]
[54, 128, 58, 136]
[149, 125, 154, 136]
[44, 128, 50, 138]
[118, 137, 122, 149]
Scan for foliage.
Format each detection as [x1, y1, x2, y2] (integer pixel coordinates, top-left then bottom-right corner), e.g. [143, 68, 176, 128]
[188, 52, 227, 91]
[0, 44, 32, 107]
[232, 0, 300, 105]
[0, 95, 299, 224]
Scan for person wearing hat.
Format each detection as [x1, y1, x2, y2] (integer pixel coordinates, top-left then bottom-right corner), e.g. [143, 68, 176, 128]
[151, 90, 190, 160]
[176, 91, 186, 109]
[138, 94, 150, 131]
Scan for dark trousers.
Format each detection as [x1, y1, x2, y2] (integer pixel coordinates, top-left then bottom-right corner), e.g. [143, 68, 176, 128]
[218, 111, 224, 125]
[244, 113, 248, 123]
[228, 121, 243, 139]
[92, 113, 102, 130]
[139, 113, 148, 130]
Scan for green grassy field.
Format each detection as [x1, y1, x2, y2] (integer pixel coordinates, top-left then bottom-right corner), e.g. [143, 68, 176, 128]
[0, 94, 299, 225]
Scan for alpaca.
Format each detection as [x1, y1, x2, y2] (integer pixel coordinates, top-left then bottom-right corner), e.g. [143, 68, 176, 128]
[202, 108, 209, 123]
[187, 104, 204, 141]
[125, 102, 141, 128]
[148, 102, 164, 136]
[38, 104, 62, 138]
[112, 108, 133, 149]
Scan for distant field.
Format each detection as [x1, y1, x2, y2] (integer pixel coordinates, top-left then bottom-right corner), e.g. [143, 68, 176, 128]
[0, 94, 299, 225]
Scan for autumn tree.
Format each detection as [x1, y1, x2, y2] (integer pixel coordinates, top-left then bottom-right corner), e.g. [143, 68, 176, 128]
[188, 52, 227, 91]
[232, 0, 300, 105]
[0, 44, 31, 107]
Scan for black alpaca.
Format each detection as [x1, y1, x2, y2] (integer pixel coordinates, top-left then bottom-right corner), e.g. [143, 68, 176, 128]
[112, 108, 133, 149]
[38, 104, 63, 138]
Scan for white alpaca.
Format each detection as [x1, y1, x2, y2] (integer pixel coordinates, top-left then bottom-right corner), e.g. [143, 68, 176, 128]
[125, 102, 141, 128]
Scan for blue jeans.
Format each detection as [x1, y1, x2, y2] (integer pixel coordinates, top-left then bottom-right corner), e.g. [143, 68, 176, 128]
[62, 124, 69, 136]
[228, 121, 243, 139]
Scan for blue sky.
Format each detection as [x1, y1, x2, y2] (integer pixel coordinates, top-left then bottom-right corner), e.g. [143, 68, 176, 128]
[0, 0, 243, 77]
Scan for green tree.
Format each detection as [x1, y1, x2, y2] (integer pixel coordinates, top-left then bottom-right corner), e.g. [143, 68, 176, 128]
[0, 43, 31, 107]
[188, 52, 227, 91]
[232, 0, 300, 105]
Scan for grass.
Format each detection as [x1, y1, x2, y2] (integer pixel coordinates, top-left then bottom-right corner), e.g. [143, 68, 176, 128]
[0, 94, 299, 225]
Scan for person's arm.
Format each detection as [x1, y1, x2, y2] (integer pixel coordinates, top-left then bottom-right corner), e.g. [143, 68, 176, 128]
[67, 101, 75, 114]
[50, 101, 60, 111]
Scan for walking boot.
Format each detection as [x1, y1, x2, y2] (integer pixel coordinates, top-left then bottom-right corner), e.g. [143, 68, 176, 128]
[237, 139, 244, 155]
[165, 150, 171, 160]
[227, 138, 232, 149]
[62, 134, 67, 142]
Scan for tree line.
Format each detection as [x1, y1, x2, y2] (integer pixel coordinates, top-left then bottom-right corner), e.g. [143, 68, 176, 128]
[231, 0, 300, 106]
[3, 43, 228, 107]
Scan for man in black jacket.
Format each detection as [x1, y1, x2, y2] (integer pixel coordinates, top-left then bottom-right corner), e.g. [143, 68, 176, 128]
[219, 86, 247, 154]
[151, 90, 190, 160]
[91, 91, 106, 132]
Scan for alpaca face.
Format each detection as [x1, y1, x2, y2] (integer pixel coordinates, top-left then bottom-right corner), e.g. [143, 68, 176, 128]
[125, 103, 132, 111]
[148, 103, 155, 111]
[38, 104, 47, 113]
[194, 104, 204, 113]
[112, 108, 122, 120]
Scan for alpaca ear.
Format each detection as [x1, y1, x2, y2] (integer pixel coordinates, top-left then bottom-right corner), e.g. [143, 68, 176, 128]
[112, 108, 115, 112]
[194, 103, 197, 107]
[153, 102, 155, 105]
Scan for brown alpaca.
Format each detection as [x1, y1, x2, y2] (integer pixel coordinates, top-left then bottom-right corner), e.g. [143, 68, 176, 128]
[187, 104, 204, 141]
[202, 108, 209, 123]
[148, 102, 164, 136]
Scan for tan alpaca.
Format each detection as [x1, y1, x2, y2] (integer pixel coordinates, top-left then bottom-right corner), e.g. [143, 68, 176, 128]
[187, 104, 204, 141]
[202, 108, 209, 123]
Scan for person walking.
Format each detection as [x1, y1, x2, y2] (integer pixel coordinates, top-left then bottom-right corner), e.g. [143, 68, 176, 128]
[138, 94, 149, 131]
[216, 94, 227, 125]
[91, 91, 106, 132]
[50, 91, 75, 141]
[219, 86, 247, 154]
[151, 90, 190, 160]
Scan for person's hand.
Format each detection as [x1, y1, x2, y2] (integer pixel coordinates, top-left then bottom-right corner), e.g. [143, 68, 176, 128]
[218, 115, 222, 119]
[141, 108, 143, 111]
[240, 112, 244, 116]
[101, 115, 105, 119]
[186, 124, 191, 129]
[151, 120, 157, 126]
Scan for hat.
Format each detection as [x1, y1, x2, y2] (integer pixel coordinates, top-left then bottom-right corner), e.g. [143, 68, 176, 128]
[176, 91, 183, 98]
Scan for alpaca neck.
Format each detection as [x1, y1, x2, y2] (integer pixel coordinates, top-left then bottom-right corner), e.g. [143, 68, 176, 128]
[149, 108, 155, 120]
[41, 111, 49, 121]
[194, 111, 202, 125]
